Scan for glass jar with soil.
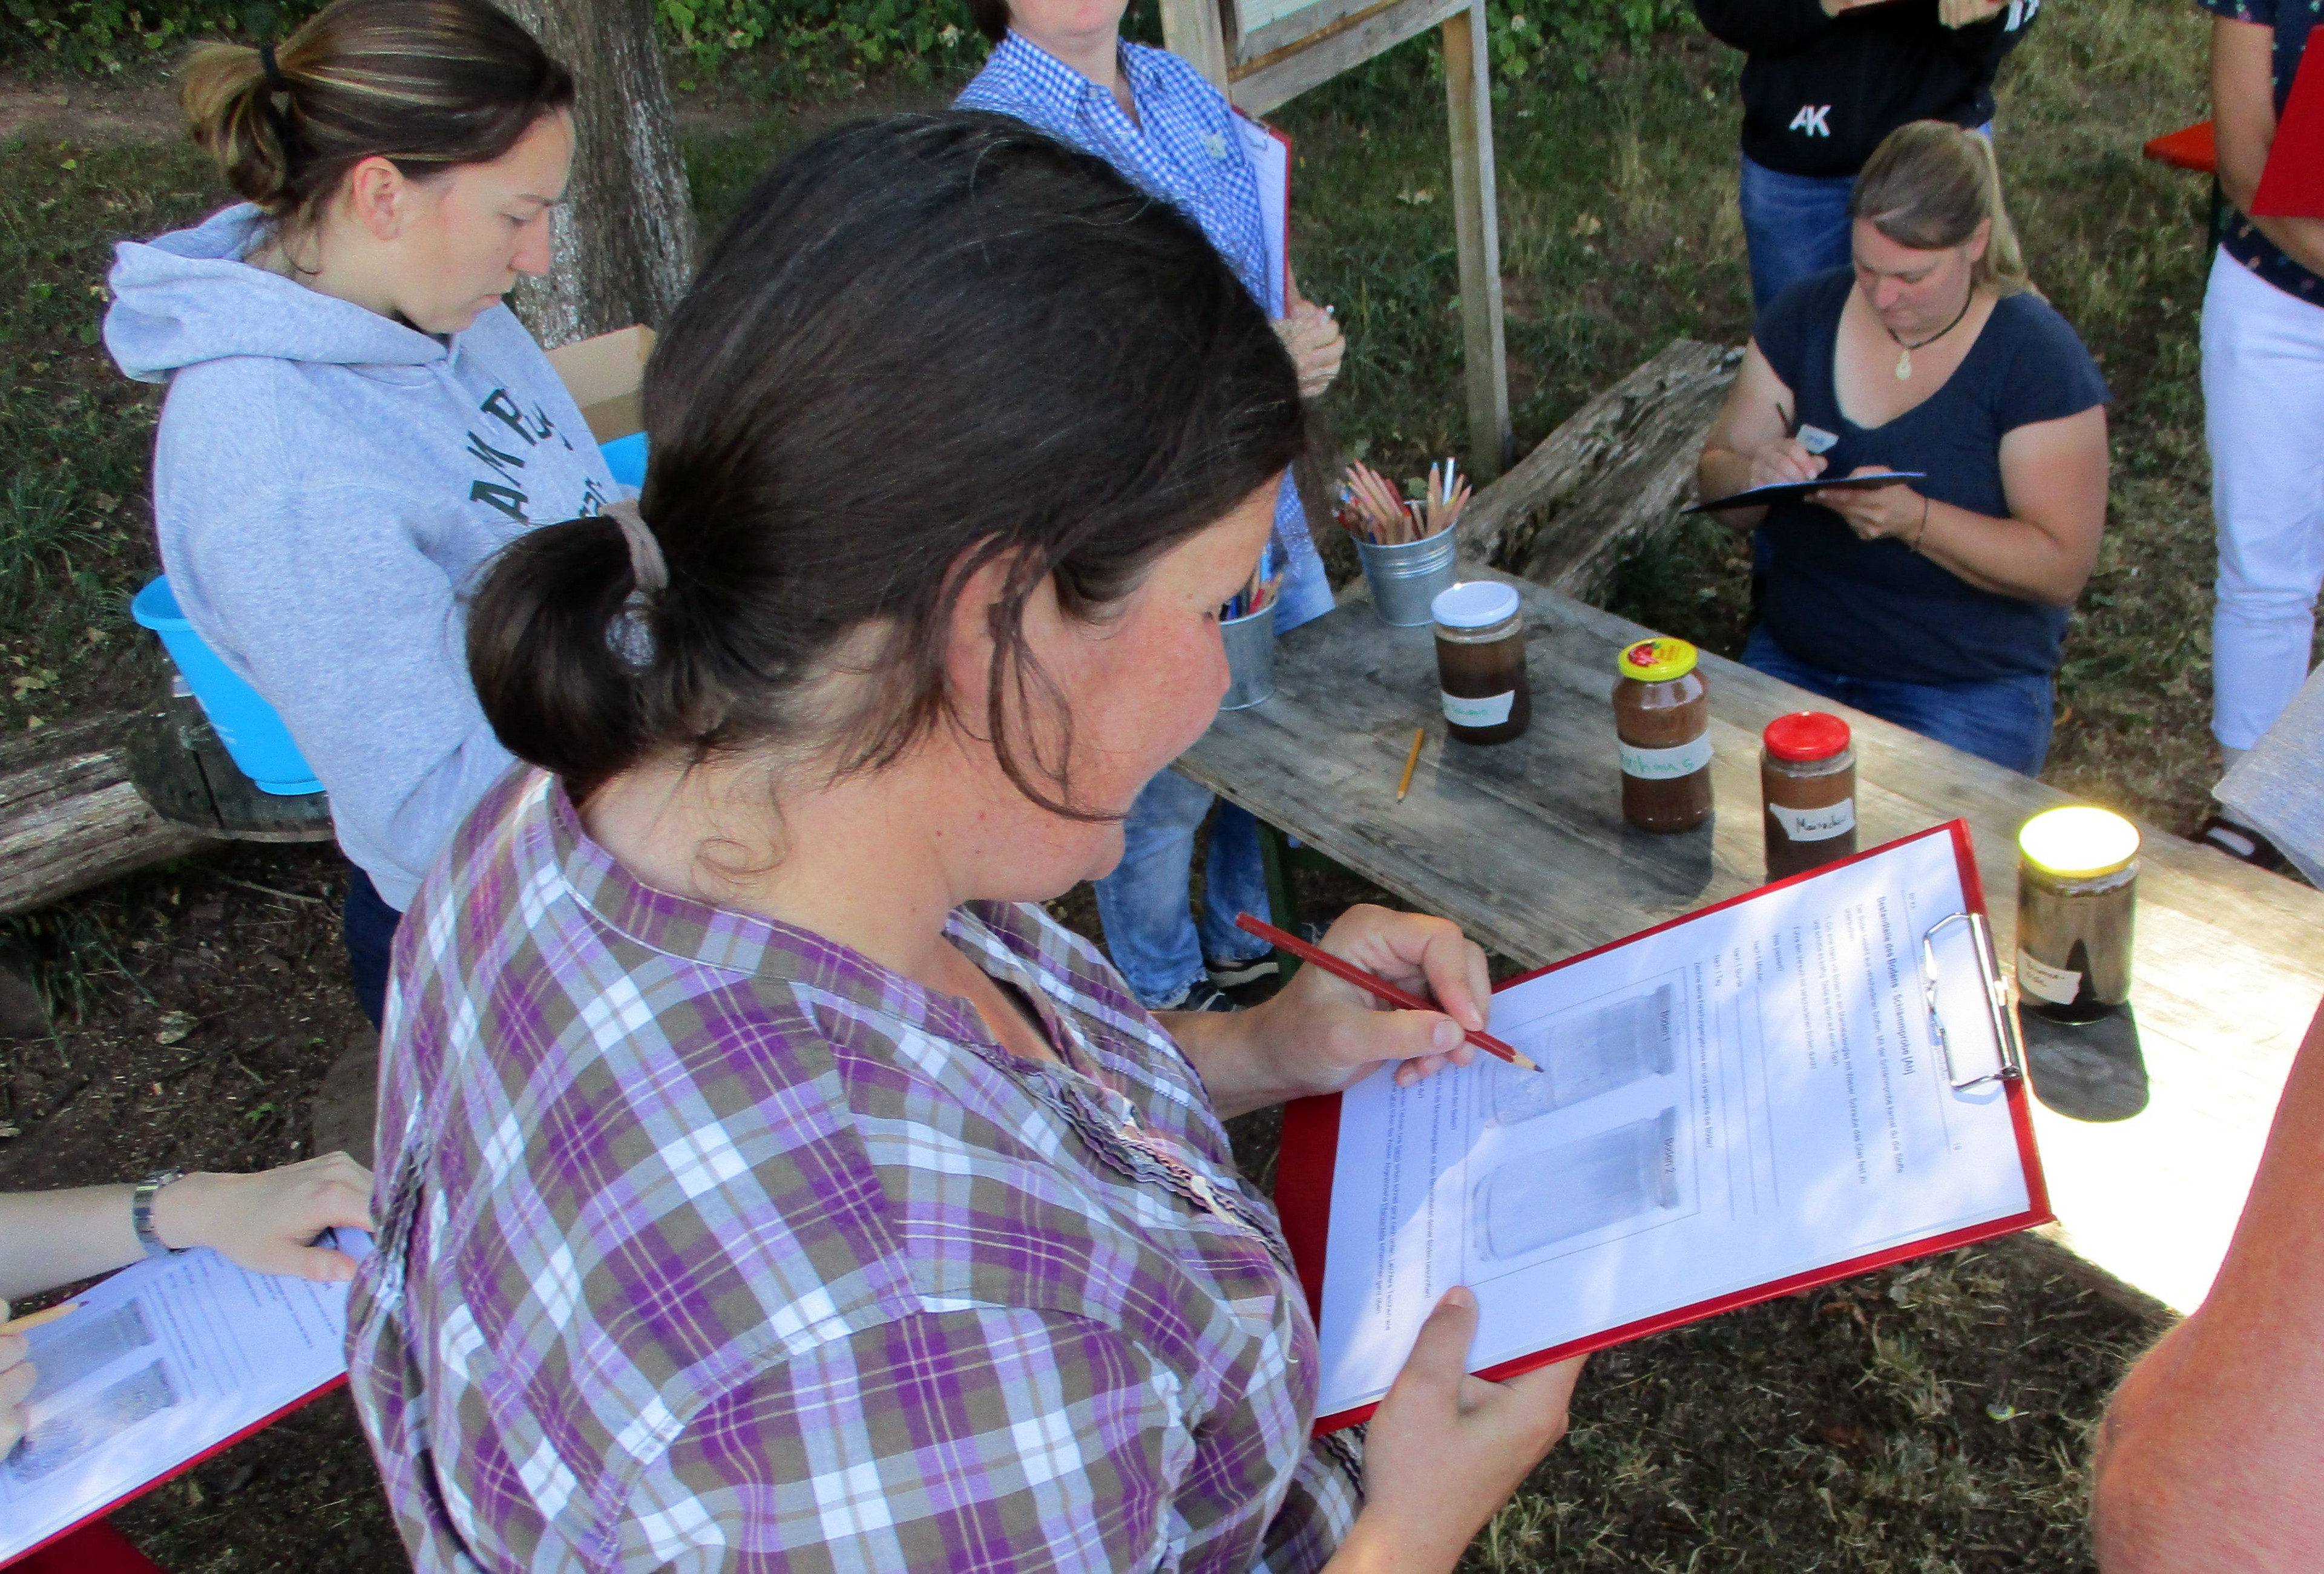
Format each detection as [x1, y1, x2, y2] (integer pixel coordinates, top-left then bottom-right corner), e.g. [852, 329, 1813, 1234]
[1433, 581, 1531, 746]
[2015, 805, 2140, 1023]
[1761, 711, 1856, 880]
[1613, 637, 1712, 833]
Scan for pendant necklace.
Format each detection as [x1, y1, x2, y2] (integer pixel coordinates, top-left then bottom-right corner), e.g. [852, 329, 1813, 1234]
[1884, 287, 1977, 380]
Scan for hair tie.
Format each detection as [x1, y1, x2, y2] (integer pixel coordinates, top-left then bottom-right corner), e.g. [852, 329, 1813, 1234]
[603, 499, 669, 595]
[258, 41, 289, 96]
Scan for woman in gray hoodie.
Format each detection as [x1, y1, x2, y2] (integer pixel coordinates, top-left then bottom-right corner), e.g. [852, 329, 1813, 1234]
[105, 0, 609, 1026]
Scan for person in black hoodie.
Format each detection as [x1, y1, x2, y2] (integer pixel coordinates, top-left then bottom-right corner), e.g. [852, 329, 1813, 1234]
[1696, 0, 2043, 312]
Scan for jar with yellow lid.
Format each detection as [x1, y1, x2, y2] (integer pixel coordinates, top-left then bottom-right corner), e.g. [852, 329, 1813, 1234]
[1613, 637, 1712, 833]
[2015, 805, 2139, 1023]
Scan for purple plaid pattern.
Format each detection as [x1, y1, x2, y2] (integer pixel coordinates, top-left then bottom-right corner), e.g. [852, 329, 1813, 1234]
[346, 769, 1360, 1571]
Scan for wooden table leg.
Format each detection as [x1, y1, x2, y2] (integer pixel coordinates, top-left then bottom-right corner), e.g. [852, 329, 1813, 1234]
[1258, 821, 1303, 978]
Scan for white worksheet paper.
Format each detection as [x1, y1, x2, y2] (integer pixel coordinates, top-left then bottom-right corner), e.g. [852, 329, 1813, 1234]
[0, 1231, 369, 1561]
[1314, 831, 2032, 1417]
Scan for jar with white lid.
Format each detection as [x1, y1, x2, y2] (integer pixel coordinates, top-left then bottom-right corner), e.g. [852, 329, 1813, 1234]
[1432, 581, 1530, 746]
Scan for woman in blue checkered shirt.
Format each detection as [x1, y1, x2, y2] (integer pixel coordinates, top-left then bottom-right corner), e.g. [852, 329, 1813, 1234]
[960, 1, 1347, 1015]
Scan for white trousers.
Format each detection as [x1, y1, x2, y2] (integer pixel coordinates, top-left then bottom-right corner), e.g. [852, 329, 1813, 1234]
[2202, 248, 2324, 750]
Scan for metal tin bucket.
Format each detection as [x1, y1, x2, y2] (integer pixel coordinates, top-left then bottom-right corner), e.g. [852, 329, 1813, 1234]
[1356, 523, 1459, 627]
[1219, 602, 1277, 710]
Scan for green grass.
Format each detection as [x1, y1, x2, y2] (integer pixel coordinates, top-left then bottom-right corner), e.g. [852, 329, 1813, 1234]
[0, 136, 220, 727]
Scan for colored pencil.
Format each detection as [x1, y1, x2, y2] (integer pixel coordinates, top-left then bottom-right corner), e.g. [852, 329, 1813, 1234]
[1395, 726, 1425, 801]
[0, 1300, 81, 1337]
[1235, 914, 1539, 1072]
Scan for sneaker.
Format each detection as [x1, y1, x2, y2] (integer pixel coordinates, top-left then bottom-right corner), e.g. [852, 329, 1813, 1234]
[2197, 815, 2290, 873]
[1205, 951, 1280, 989]
[1162, 979, 1242, 1014]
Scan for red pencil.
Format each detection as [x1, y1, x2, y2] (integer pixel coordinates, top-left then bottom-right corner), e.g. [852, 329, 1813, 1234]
[1235, 914, 1540, 1072]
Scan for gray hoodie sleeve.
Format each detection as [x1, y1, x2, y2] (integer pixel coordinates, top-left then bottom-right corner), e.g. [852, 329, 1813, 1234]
[171, 475, 517, 911]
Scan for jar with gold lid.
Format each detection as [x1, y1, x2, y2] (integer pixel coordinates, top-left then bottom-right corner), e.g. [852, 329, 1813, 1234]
[2015, 805, 2139, 1023]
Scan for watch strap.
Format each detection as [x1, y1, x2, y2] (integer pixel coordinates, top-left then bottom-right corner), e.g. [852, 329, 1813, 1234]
[133, 1169, 185, 1258]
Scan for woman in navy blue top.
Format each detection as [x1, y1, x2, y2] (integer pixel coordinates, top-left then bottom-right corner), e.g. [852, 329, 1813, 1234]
[1697, 120, 2110, 774]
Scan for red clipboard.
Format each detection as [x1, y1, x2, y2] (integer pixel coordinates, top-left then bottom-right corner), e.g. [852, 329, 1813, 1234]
[1, 1377, 345, 1570]
[1275, 820, 2054, 1436]
[1233, 111, 1293, 312]
[2253, 41, 2324, 219]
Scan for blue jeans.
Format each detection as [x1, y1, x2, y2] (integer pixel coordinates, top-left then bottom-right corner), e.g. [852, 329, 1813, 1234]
[1741, 627, 2055, 776]
[1738, 154, 1856, 318]
[1092, 769, 1274, 1008]
[343, 868, 402, 1029]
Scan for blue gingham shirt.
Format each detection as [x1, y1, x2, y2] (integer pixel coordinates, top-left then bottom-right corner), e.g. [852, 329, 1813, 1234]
[960, 33, 1336, 631]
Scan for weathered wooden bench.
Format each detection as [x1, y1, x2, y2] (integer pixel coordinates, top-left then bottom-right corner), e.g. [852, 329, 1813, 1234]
[1184, 567, 2324, 1319]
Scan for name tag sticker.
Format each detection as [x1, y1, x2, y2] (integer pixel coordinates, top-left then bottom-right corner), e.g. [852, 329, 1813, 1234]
[1443, 690, 1515, 727]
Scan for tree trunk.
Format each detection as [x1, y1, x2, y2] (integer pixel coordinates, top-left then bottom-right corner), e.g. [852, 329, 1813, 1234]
[501, 0, 697, 349]
[1455, 339, 1740, 600]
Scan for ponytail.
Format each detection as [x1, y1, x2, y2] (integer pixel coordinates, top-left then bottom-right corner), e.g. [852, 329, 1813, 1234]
[465, 516, 655, 798]
[1851, 120, 2032, 298]
[180, 41, 295, 211]
[466, 115, 1305, 816]
[179, 0, 574, 236]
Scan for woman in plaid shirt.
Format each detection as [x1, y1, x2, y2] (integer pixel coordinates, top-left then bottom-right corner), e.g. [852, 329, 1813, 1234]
[346, 115, 1581, 1572]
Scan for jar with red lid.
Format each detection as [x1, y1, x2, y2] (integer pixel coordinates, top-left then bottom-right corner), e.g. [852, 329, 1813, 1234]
[1613, 637, 1712, 833]
[1761, 712, 1856, 880]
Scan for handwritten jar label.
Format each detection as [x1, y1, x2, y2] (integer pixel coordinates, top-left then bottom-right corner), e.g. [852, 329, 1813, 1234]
[1770, 799, 1856, 843]
[2015, 948, 2082, 1006]
[1618, 734, 1713, 781]
[1443, 690, 1515, 727]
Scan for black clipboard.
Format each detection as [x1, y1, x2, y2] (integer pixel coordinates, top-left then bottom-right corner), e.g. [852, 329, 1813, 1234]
[1685, 471, 1928, 515]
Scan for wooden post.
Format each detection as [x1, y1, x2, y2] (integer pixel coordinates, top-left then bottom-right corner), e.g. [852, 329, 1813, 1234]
[1159, 0, 1232, 91]
[1442, 0, 1512, 480]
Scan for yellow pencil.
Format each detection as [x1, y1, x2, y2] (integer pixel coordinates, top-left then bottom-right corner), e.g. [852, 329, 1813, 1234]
[0, 1300, 82, 1337]
[1395, 726, 1426, 802]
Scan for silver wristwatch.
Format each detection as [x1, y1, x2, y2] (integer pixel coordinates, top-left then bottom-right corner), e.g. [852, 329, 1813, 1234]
[132, 1169, 185, 1259]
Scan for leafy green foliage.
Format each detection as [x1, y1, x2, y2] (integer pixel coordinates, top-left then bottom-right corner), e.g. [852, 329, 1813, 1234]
[655, 0, 979, 81]
[7, 0, 1686, 85]
[1, 0, 315, 76]
[1485, 0, 1696, 85]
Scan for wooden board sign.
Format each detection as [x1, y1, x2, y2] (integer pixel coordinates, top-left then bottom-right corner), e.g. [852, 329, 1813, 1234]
[1225, 0, 1470, 116]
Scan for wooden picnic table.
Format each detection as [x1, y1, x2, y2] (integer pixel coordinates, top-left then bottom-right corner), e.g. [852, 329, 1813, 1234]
[1180, 568, 2324, 1317]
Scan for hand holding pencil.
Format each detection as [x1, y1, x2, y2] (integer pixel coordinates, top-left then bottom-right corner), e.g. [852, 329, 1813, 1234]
[1223, 903, 1499, 1094]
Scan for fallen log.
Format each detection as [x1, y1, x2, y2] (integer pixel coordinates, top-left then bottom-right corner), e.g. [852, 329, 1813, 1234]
[1456, 338, 1741, 600]
[0, 690, 334, 917]
[0, 715, 218, 916]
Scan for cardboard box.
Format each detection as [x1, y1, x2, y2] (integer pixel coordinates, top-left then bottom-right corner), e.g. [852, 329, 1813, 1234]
[545, 324, 654, 443]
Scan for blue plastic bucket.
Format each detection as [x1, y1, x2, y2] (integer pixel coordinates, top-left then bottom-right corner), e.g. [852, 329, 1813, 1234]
[131, 577, 323, 796]
[600, 431, 648, 491]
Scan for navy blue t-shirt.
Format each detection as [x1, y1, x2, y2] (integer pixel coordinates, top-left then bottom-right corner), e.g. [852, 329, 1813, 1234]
[1754, 267, 2111, 686]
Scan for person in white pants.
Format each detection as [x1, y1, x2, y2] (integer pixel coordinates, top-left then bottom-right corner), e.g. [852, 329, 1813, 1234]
[2199, 1, 2324, 866]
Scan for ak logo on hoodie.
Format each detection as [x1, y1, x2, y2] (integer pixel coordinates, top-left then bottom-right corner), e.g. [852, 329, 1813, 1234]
[465, 387, 610, 526]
